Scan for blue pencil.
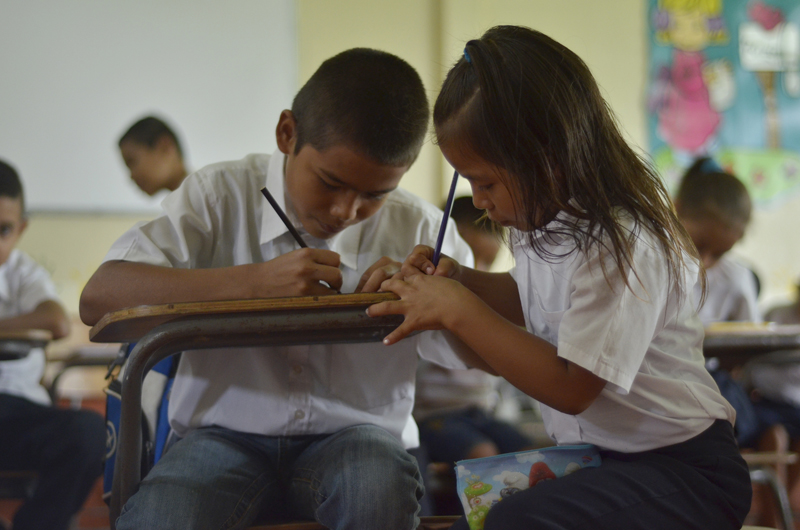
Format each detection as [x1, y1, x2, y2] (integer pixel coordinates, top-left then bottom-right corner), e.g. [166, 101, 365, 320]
[432, 170, 459, 267]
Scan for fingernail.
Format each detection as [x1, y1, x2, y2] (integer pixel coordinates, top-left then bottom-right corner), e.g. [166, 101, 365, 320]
[383, 338, 391, 345]
[365, 308, 370, 316]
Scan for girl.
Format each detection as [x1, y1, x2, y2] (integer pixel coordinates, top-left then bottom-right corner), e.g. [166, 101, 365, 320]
[368, 26, 751, 529]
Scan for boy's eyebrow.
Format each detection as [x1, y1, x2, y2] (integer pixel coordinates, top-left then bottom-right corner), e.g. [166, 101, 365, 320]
[318, 169, 397, 195]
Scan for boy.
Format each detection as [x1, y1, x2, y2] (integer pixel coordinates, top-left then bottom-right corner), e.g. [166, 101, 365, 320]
[0, 159, 105, 530]
[80, 49, 473, 529]
[118, 115, 188, 196]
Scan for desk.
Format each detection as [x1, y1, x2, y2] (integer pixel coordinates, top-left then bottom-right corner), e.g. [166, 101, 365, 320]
[89, 293, 402, 528]
[703, 323, 800, 370]
[0, 329, 52, 361]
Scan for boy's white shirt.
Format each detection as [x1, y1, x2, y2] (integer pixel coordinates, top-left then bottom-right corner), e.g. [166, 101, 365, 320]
[695, 255, 761, 326]
[509, 213, 735, 452]
[102, 151, 473, 448]
[0, 249, 61, 406]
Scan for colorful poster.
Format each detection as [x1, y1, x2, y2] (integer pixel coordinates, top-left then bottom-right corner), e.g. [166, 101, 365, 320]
[648, 0, 800, 207]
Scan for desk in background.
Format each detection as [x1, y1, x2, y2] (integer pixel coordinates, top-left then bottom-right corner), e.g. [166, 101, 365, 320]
[703, 322, 800, 371]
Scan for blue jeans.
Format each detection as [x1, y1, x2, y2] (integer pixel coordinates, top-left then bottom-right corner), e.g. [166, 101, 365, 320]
[116, 424, 424, 530]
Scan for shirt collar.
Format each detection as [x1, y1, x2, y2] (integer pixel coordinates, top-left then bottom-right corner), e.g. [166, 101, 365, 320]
[258, 150, 361, 271]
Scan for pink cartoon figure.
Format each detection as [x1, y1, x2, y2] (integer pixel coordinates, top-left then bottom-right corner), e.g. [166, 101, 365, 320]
[652, 0, 736, 154]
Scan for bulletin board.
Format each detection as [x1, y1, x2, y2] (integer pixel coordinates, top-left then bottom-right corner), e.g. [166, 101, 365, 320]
[647, 0, 800, 208]
[0, 0, 297, 213]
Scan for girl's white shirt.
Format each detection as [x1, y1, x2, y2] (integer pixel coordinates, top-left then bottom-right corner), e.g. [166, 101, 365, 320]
[509, 212, 734, 452]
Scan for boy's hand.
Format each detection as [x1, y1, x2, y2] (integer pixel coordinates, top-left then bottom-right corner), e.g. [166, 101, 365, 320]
[258, 248, 342, 297]
[396, 245, 462, 281]
[355, 257, 401, 293]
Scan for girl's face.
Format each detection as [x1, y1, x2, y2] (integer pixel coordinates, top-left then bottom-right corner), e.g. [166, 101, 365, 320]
[439, 142, 520, 229]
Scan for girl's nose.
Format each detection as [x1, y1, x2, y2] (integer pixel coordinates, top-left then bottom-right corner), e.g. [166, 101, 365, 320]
[471, 189, 491, 211]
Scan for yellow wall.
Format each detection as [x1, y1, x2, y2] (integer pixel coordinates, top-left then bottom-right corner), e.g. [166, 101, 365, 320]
[15, 0, 800, 329]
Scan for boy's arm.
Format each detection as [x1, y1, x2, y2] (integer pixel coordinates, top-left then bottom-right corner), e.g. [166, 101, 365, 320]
[0, 299, 71, 340]
[80, 247, 344, 326]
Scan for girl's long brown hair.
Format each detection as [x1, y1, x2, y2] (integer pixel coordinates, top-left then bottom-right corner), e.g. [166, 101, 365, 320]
[434, 25, 700, 297]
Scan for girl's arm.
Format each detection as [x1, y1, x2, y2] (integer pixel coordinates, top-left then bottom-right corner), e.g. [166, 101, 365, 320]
[0, 300, 71, 340]
[369, 274, 606, 415]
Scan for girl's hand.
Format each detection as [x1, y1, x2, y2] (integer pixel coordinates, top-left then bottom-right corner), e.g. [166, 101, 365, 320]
[396, 245, 462, 281]
[367, 273, 472, 345]
[355, 257, 401, 293]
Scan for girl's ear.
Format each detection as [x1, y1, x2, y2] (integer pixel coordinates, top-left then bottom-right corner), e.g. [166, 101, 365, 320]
[275, 110, 298, 155]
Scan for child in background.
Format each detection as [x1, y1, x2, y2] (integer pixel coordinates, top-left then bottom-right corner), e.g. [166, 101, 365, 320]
[118, 115, 188, 196]
[0, 160, 105, 530]
[368, 26, 750, 529]
[80, 49, 474, 530]
[414, 196, 533, 514]
[674, 156, 761, 325]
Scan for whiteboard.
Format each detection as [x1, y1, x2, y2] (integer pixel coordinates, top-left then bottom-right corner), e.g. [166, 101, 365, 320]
[0, 0, 297, 213]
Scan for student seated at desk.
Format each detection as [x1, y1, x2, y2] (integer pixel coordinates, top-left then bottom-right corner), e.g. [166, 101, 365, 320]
[673, 157, 765, 447]
[414, 197, 532, 463]
[0, 160, 105, 530]
[80, 49, 474, 530]
[674, 156, 760, 326]
[118, 115, 188, 196]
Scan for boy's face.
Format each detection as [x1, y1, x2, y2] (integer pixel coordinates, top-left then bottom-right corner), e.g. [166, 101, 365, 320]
[276, 111, 408, 239]
[681, 216, 743, 270]
[0, 196, 26, 267]
[119, 138, 180, 196]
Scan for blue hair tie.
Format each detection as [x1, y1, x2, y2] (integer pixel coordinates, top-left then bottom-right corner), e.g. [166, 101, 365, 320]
[700, 157, 723, 173]
[463, 47, 472, 64]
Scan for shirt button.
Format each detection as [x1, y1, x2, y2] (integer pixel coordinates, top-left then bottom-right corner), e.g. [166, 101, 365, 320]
[294, 410, 305, 420]
[292, 364, 303, 375]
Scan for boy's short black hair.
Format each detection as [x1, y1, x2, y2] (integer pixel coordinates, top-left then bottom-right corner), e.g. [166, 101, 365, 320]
[118, 116, 183, 157]
[291, 48, 429, 167]
[0, 159, 25, 214]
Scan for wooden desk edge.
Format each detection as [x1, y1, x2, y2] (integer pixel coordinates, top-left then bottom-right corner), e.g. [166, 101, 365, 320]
[0, 329, 52, 343]
[90, 292, 400, 343]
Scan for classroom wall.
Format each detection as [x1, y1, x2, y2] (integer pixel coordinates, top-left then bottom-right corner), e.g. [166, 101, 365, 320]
[14, 0, 800, 323]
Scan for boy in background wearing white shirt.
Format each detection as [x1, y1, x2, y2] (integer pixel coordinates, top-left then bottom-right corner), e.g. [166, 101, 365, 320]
[0, 159, 105, 530]
[117, 115, 188, 197]
[80, 49, 474, 530]
[674, 158, 764, 448]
